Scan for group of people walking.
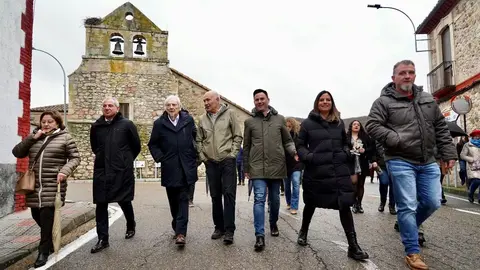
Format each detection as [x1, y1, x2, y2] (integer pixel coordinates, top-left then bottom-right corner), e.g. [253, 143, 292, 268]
[13, 59, 461, 270]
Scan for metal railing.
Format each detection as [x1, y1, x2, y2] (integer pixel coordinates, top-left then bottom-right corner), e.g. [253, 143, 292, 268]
[427, 60, 455, 94]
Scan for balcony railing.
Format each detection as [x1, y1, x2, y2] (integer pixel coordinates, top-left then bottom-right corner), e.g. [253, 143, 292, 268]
[427, 61, 455, 95]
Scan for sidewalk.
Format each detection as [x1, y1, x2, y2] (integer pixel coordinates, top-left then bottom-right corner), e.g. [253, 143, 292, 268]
[0, 201, 95, 269]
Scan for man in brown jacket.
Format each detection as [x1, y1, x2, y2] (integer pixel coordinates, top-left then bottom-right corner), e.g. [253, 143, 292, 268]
[196, 91, 243, 245]
[243, 89, 297, 252]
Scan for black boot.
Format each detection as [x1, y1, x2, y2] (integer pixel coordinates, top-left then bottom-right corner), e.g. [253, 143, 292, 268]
[378, 202, 385, 212]
[297, 229, 308, 246]
[34, 252, 49, 268]
[352, 204, 358, 214]
[125, 221, 136, 239]
[357, 205, 364, 214]
[90, 240, 109, 254]
[418, 232, 426, 247]
[388, 204, 397, 215]
[346, 232, 369, 260]
[254, 236, 265, 252]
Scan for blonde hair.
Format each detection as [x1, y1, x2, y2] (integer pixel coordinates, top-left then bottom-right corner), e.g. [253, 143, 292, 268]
[286, 117, 300, 135]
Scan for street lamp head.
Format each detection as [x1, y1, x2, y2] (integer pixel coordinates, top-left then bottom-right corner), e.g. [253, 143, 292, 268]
[367, 4, 382, 9]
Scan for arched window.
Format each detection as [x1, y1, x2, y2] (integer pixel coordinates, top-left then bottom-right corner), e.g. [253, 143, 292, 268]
[110, 33, 124, 56]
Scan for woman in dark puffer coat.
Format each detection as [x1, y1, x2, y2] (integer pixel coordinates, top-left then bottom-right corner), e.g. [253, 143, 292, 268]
[12, 111, 80, 268]
[296, 90, 368, 261]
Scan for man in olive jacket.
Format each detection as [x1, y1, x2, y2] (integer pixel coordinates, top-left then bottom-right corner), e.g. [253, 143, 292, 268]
[243, 89, 297, 252]
[366, 60, 457, 269]
[196, 91, 243, 245]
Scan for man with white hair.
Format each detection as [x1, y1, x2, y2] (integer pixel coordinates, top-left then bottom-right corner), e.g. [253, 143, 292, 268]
[90, 97, 141, 253]
[196, 91, 243, 245]
[148, 95, 198, 246]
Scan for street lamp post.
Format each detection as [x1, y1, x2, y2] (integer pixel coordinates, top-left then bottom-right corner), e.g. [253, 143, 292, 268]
[32, 47, 68, 125]
[367, 4, 431, 53]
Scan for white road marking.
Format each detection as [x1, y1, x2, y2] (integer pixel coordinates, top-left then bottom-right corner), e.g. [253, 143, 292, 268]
[331, 240, 380, 270]
[368, 195, 380, 198]
[453, 208, 480, 216]
[445, 194, 470, 203]
[33, 206, 123, 270]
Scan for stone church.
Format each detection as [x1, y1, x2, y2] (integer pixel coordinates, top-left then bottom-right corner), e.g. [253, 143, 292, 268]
[32, 2, 251, 180]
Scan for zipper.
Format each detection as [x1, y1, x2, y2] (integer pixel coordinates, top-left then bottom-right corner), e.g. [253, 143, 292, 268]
[209, 107, 228, 160]
[262, 117, 266, 176]
[38, 136, 48, 208]
[413, 100, 426, 162]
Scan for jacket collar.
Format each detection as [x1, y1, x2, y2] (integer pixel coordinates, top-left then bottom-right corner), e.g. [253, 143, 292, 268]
[251, 106, 278, 118]
[93, 112, 124, 126]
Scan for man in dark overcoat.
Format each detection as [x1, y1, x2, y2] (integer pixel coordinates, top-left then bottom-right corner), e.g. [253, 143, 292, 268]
[89, 97, 141, 253]
[148, 95, 198, 246]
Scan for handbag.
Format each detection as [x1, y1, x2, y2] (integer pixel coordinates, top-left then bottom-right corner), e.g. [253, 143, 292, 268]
[16, 136, 55, 194]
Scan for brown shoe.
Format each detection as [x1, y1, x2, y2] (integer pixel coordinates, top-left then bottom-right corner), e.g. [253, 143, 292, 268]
[175, 234, 186, 246]
[290, 209, 297, 215]
[405, 254, 428, 270]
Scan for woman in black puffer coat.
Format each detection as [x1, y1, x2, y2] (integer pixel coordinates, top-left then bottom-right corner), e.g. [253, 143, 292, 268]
[296, 90, 368, 261]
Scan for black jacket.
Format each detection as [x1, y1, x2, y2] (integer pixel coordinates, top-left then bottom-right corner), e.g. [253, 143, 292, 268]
[148, 110, 198, 188]
[285, 131, 304, 176]
[90, 113, 141, 203]
[372, 140, 386, 169]
[297, 111, 354, 210]
[366, 83, 457, 164]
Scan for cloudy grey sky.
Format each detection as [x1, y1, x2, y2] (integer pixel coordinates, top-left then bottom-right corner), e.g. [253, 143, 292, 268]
[31, 0, 437, 119]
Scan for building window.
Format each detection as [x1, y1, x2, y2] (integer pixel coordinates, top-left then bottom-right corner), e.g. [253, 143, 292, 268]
[119, 103, 130, 119]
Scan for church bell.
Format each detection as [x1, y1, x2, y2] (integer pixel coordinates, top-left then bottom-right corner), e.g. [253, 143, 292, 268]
[110, 37, 124, 55]
[134, 43, 144, 55]
[133, 38, 146, 55]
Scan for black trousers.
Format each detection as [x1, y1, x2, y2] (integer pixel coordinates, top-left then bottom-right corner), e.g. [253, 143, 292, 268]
[166, 186, 190, 235]
[188, 183, 195, 202]
[206, 157, 237, 233]
[301, 204, 355, 233]
[237, 163, 244, 183]
[31, 207, 55, 254]
[95, 201, 135, 242]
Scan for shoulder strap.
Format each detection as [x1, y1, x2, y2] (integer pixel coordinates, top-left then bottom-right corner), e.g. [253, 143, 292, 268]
[30, 136, 56, 169]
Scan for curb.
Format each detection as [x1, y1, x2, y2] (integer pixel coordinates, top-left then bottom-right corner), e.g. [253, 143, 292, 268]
[444, 186, 478, 197]
[0, 203, 96, 269]
[69, 176, 208, 183]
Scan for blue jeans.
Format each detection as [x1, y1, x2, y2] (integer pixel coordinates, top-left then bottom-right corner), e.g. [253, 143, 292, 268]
[459, 160, 467, 185]
[387, 159, 441, 255]
[253, 179, 280, 236]
[378, 168, 395, 207]
[468, 178, 480, 200]
[284, 171, 301, 210]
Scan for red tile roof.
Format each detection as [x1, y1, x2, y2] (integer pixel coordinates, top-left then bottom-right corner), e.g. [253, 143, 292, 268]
[416, 0, 460, 34]
[31, 104, 68, 112]
[170, 68, 251, 115]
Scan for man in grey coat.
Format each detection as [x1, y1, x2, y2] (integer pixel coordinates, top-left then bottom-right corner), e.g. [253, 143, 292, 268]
[366, 60, 457, 270]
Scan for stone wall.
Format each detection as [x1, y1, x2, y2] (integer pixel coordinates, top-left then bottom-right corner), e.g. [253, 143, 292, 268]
[451, 0, 480, 83]
[69, 64, 177, 123]
[427, 0, 480, 83]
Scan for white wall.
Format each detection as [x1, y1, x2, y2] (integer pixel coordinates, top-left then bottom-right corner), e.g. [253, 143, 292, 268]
[0, 0, 26, 164]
